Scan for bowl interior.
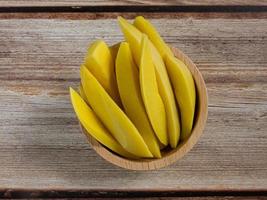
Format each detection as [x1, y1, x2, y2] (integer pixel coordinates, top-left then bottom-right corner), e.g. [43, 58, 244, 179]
[80, 47, 208, 170]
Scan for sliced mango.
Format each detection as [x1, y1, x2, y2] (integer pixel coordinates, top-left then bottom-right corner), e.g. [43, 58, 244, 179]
[164, 54, 196, 141]
[69, 87, 136, 159]
[80, 65, 153, 158]
[117, 17, 143, 65]
[84, 40, 121, 105]
[118, 16, 180, 148]
[116, 42, 161, 158]
[133, 16, 173, 58]
[139, 35, 167, 145]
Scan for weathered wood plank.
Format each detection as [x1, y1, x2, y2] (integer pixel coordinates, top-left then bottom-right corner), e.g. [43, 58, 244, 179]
[0, 0, 266, 7]
[1, 13, 267, 20]
[0, 17, 266, 191]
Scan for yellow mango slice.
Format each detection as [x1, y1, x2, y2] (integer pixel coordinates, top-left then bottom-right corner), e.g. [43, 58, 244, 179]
[118, 16, 180, 148]
[164, 54, 196, 141]
[139, 35, 167, 145]
[116, 42, 161, 158]
[80, 65, 153, 158]
[84, 40, 121, 105]
[133, 16, 173, 58]
[118, 17, 142, 65]
[69, 87, 136, 159]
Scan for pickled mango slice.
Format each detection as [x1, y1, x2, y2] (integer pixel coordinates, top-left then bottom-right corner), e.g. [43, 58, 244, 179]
[70, 87, 136, 159]
[80, 65, 153, 158]
[164, 55, 196, 141]
[139, 35, 167, 145]
[133, 16, 173, 58]
[84, 40, 121, 105]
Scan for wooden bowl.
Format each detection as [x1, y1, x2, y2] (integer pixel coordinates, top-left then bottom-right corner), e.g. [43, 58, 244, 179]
[80, 47, 208, 170]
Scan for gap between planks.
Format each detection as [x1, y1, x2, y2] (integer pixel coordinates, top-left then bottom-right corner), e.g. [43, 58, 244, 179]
[0, 0, 267, 7]
[0, 12, 267, 19]
[0, 6, 267, 14]
[0, 188, 267, 198]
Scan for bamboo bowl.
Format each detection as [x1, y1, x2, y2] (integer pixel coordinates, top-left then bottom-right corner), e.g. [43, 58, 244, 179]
[80, 47, 208, 170]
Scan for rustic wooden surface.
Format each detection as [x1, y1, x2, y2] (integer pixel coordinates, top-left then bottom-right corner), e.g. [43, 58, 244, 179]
[1, 0, 267, 7]
[0, 10, 267, 199]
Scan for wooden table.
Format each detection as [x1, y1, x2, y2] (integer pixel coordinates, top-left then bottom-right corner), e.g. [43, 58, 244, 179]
[0, 1, 267, 199]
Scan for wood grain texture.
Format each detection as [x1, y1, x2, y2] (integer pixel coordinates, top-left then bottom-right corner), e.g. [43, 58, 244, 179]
[0, 0, 267, 7]
[0, 16, 267, 191]
[1, 12, 267, 20]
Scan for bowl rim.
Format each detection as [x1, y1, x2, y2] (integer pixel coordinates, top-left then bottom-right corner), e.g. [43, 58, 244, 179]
[80, 46, 208, 170]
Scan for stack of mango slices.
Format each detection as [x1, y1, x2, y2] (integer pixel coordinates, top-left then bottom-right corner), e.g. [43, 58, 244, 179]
[70, 16, 196, 159]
